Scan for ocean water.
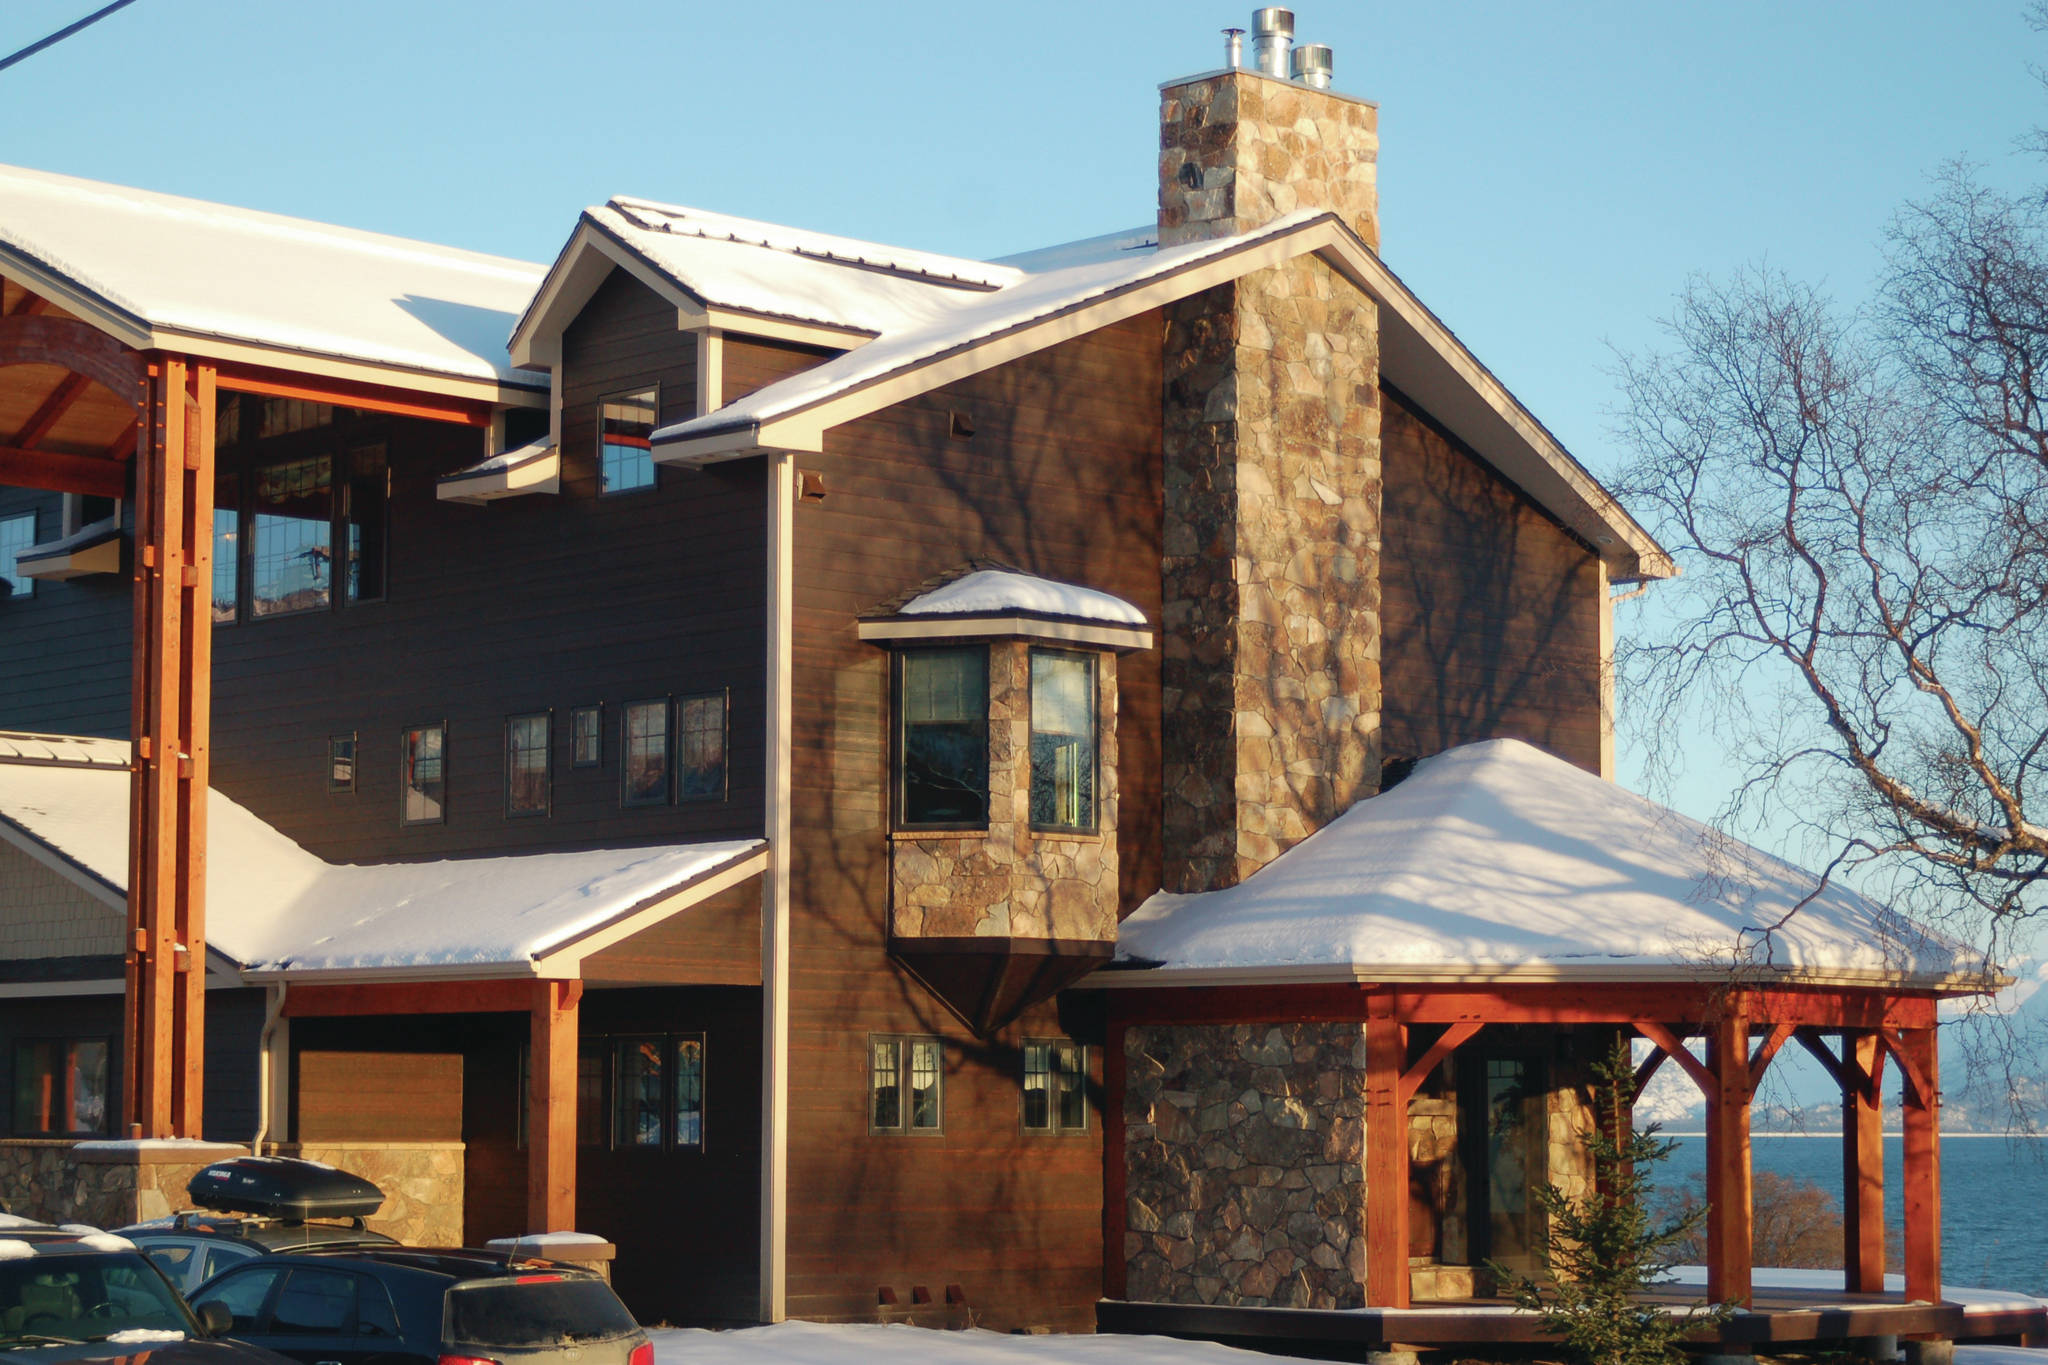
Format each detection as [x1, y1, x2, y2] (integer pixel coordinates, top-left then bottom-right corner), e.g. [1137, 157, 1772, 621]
[1653, 1134, 2048, 1296]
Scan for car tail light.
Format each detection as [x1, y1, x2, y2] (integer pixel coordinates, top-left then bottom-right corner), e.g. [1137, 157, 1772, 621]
[513, 1274, 564, 1284]
[440, 1355, 501, 1365]
[628, 1342, 653, 1365]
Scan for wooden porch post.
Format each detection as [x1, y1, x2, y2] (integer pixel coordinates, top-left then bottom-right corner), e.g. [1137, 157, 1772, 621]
[1704, 1001, 1754, 1306]
[123, 356, 215, 1139]
[1899, 1026, 1942, 1304]
[527, 979, 583, 1232]
[1842, 1030, 1886, 1294]
[1363, 998, 1409, 1309]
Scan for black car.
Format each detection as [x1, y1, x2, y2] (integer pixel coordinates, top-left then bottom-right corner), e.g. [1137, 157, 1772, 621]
[119, 1158, 396, 1296]
[188, 1248, 650, 1365]
[0, 1224, 292, 1365]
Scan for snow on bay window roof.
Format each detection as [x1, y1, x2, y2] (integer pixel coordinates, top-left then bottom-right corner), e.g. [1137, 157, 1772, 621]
[0, 734, 762, 980]
[898, 569, 1146, 626]
[1111, 739, 1993, 992]
[857, 564, 1153, 651]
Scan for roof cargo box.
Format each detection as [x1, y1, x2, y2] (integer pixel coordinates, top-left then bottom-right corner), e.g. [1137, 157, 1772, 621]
[187, 1156, 384, 1221]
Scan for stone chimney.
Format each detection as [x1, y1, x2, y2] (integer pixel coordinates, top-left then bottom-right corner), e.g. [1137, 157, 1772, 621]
[1157, 38, 1384, 894]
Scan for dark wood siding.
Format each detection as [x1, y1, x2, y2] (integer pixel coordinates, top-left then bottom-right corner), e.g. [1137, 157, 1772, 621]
[780, 310, 1164, 1330]
[0, 487, 132, 737]
[582, 879, 760, 986]
[1378, 386, 1603, 772]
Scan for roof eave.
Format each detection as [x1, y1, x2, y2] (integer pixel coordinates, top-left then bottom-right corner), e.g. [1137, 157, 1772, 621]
[1080, 961, 2005, 997]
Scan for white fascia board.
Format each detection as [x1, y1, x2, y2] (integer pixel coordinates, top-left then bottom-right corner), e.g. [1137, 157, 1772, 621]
[858, 616, 1154, 652]
[436, 446, 561, 505]
[680, 304, 869, 351]
[511, 216, 706, 371]
[241, 960, 547, 986]
[654, 420, 823, 467]
[0, 253, 151, 348]
[536, 844, 770, 976]
[18, 531, 120, 580]
[1081, 962, 2003, 995]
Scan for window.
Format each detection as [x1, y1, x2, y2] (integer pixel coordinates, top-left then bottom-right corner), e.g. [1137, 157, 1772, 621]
[343, 443, 387, 602]
[401, 724, 446, 825]
[10, 1037, 110, 1135]
[328, 734, 356, 794]
[211, 495, 240, 624]
[506, 712, 551, 817]
[250, 455, 332, 617]
[571, 705, 602, 767]
[1030, 650, 1096, 830]
[897, 649, 989, 829]
[598, 388, 658, 494]
[674, 1034, 705, 1150]
[576, 1041, 604, 1146]
[0, 511, 36, 600]
[677, 692, 727, 801]
[270, 1267, 357, 1334]
[621, 699, 669, 807]
[614, 1037, 663, 1147]
[60, 493, 117, 536]
[193, 1266, 286, 1334]
[869, 1035, 943, 1135]
[1022, 1040, 1088, 1134]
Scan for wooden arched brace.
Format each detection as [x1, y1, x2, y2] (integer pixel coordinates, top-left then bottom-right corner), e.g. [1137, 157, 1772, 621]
[1633, 1020, 1716, 1095]
[1396, 1020, 1482, 1106]
[1793, 1025, 1888, 1102]
[1874, 1026, 1937, 1107]
[0, 315, 146, 408]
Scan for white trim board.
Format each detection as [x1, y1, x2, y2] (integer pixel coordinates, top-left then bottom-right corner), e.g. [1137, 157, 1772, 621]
[858, 616, 1153, 652]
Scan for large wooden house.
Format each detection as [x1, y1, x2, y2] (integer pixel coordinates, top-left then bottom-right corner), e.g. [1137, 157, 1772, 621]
[0, 16, 1995, 1343]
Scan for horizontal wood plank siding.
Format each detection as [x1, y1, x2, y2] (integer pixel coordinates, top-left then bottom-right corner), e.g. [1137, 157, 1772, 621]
[1378, 386, 1603, 772]
[780, 308, 1163, 1331]
[296, 1049, 463, 1141]
[0, 487, 132, 737]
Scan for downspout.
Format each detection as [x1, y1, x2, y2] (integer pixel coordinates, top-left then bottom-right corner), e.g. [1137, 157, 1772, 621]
[759, 451, 794, 1322]
[250, 980, 287, 1154]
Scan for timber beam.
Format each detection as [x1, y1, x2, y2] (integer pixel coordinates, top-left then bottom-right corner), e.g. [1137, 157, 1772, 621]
[527, 979, 583, 1232]
[0, 445, 128, 498]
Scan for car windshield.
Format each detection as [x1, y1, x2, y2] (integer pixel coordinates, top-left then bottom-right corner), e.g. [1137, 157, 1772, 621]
[0, 1250, 194, 1348]
[444, 1277, 639, 1349]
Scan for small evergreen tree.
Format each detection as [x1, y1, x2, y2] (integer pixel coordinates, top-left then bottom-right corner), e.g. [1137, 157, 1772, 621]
[1489, 1035, 1733, 1365]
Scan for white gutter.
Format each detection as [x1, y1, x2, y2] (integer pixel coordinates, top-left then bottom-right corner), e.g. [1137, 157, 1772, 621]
[759, 451, 794, 1322]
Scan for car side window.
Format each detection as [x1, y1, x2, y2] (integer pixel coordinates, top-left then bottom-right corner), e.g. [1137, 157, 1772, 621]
[270, 1268, 357, 1336]
[199, 1244, 258, 1285]
[194, 1265, 286, 1332]
[357, 1280, 401, 1339]
[140, 1241, 197, 1286]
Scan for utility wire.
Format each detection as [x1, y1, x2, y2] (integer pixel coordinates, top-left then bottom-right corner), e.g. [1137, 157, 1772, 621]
[0, 0, 143, 77]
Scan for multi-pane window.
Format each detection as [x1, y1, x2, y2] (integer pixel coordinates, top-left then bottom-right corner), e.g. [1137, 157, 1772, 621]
[569, 1033, 705, 1152]
[401, 724, 446, 825]
[506, 713, 551, 817]
[897, 649, 989, 829]
[614, 1037, 664, 1148]
[1022, 1041, 1088, 1134]
[1029, 650, 1096, 830]
[343, 443, 387, 602]
[0, 511, 37, 600]
[677, 692, 727, 802]
[250, 455, 332, 617]
[328, 734, 356, 794]
[211, 494, 240, 623]
[11, 1037, 110, 1136]
[622, 700, 669, 806]
[674, 1035, 705, 1149]
[599, 389, 658, 494]
[571, 706, 602, 767]
[869, 1036, 943, 1135]
[576, 1042, 604, 1146]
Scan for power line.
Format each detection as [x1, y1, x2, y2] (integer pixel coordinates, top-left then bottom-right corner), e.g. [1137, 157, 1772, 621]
[0, 0, 143, 77]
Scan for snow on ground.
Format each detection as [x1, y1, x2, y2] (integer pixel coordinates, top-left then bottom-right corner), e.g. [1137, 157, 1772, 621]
[649, 1322, 1278, 1365]
[1957, 1351, 2048, 1364]
[1661, 1266, 2048, 1314]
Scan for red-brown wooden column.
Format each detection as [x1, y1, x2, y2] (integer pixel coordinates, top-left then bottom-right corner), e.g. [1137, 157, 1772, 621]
[527, 979, 583, 1232]
[1704, 1000, 1755, 1306]
[1842, 1031, 1886, 1294]
[1363, 998, 1409, 1308]
[1899, 1026, 1942, 1304]
[123, 356, 215, 1139]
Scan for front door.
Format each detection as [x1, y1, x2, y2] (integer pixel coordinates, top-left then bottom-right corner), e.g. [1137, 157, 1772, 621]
[1462, 1053, 1549, 1278]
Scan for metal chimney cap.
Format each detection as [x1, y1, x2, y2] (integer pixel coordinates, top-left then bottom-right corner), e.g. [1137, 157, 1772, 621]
[1251, 7, 1294, 37]
[1290, 42, 1334, 87]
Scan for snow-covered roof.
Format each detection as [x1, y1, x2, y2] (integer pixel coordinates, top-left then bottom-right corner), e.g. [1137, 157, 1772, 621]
[1111, 739, 1992, 992]
[0, 739, 763, 980]
[897, 569, 1146, 626]
[0, 163, 547, 393]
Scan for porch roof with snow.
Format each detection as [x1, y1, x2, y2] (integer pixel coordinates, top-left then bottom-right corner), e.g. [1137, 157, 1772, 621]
[0, 163, 549, 401]
[1106, 739, 1995, 994]
[0, 733, 764, 983]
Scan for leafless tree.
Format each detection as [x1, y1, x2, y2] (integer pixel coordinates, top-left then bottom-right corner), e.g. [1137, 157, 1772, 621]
[1612, 160, 2048, 980]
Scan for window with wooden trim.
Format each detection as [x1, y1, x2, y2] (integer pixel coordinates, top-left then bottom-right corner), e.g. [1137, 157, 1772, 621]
[0, 511, 37, 600]
[10, 1036, 111, 1136]
[896, 648, 989, 830]
[598, 388, 658, 495]
[621, 700, 669, 807]
[571, 706, 602, 768]
[614, 1036, 664, 1148]
[328, 733, 357, 794]
[560, 1033, 705, 1151]
[869, 1035, 943, 1135]
[1029, 649, 1096, 831]
[673, 1035, 705, 1149]
[505, 712, 551, 817]
[250, 455, 332, 617]
[400, 723, 446, 825]
[677, 692, 727, 802]
[211, 490, 239, 624]
[1022, 1040, 1087, 1134]
[211, 427, 386, 625]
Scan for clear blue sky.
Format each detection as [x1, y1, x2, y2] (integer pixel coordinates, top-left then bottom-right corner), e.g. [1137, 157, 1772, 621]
[4, 1, 2043, 853]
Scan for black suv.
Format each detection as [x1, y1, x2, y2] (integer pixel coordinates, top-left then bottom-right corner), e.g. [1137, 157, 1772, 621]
[187, 1248, 650, 1365]
[0, 1223, 291, 1365]
[118, 1157, 395, 1296]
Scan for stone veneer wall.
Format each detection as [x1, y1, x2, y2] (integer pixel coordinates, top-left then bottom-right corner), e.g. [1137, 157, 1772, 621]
[891, 643, 1118, 941]
[279, 1141, 464, 1246]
